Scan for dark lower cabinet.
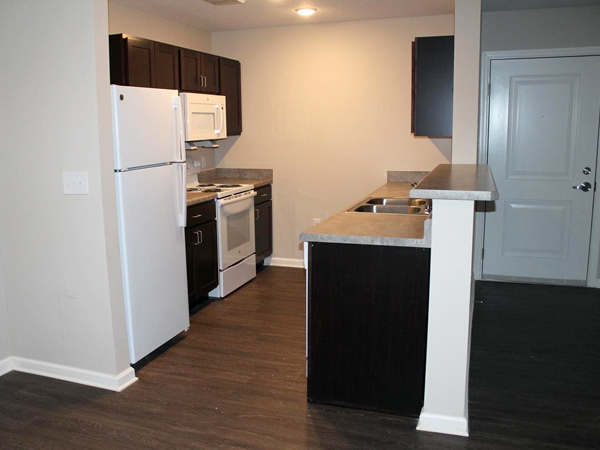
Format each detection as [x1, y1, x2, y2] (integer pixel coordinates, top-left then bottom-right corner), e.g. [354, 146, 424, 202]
[254, 185, 273, 264]
[185, 201, 218, 310]
[307, 242, 430, 417]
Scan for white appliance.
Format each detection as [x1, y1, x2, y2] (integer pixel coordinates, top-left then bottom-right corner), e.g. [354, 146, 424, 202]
[180, 93, 227, 142]
[187, 182, 257, 298]
[111, 85, 190, 364]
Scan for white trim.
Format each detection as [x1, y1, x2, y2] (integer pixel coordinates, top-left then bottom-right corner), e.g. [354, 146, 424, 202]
[10, 357, 137, 392]
[417, 411, 469, 437]
[474, 46, 600, 285]
[266, 257, 304, 268]
[0, 357, 13, 377]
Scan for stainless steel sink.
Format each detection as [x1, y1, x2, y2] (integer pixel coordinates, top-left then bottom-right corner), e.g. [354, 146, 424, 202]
[347, 198, 431, 215]
[352, 205, 424, 214]
[366, 198, 428, 206]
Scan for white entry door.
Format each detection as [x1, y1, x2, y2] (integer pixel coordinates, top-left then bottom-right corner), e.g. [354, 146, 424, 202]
[483, 56, 600, 285]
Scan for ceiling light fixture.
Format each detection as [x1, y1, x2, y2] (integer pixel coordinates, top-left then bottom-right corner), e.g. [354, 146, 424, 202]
[295, 7, 317, 16]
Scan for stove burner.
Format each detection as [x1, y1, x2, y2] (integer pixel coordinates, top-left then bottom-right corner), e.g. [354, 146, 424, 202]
[197, 183, 216, 187]
[186, 188, 203, 192]
[217, 184, 242, 188]
[202, 188, 223, 193]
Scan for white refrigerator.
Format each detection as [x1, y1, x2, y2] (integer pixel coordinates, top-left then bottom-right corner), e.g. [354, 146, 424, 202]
[111, 85, 190, 364]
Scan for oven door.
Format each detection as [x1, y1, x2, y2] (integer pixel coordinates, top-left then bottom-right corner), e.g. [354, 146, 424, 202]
[216, 192, 256, 270]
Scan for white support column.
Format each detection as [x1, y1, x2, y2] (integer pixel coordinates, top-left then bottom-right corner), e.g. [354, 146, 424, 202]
[417, 199, 475, 437]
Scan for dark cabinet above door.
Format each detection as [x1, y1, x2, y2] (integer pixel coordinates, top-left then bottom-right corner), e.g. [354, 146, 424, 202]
[412, 36, 454, 138]
[180, 49, 220, 94]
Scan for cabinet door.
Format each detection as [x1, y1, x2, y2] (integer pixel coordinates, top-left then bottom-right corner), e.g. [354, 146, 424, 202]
[219, 57, 242, 135]
[193, 220, 218, 295]
[308, 243, 430, 416]
[255, 200, 272, 263]
[185, 227, 199, 300]
[201, 53, 220, 94]
[412, 36, 454, 138]
[155, 42, 179, 90]
[125, 36, 155, 88]
[180, 49, 202, 92]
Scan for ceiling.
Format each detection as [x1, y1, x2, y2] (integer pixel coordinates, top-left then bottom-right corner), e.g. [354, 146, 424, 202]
[111, 0, 600, 32]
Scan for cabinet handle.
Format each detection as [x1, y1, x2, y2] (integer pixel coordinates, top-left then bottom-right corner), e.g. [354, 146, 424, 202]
[255, 208, 260, 220]
[203, 76, 207, 88]
[192, 214, 203, 219]
[194, 230, 203, 245]
[260, 194, 268, 197]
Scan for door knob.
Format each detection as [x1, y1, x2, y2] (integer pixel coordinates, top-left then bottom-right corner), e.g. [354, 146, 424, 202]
[573, 182, 592, 192]
[583, 167, 592, 175]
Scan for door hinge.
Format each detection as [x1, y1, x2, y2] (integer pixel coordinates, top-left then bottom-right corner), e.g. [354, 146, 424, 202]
[487, 83, 491, 97]
[481, 248, 485, 260]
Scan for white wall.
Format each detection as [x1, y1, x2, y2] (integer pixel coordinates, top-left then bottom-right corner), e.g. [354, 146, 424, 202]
[212, 16, 454, 262]
[482, 6, 600, 52]
[108, 1, 211, 52]
[0, 0, 130, 377]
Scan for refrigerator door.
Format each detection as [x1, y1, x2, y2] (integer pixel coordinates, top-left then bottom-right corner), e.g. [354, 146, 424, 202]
[112, 85, 185, 170]
[115, 163, 189, 364]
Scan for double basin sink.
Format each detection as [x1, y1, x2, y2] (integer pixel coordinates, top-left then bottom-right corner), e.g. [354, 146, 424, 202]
[348, 197, 431, 215]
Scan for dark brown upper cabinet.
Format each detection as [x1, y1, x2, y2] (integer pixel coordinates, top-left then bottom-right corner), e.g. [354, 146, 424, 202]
[154, 42, 180, 90]
[219, 57, 242, 136]
[179, 49, 220, 94]
[412, 36, 454, 138]
[109, 34, 179, 90]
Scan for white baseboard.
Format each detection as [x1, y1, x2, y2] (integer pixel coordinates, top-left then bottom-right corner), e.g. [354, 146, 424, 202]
[10, 357, 137, 392]
[0, 357, 13, 377]
[266, 257, 304, 269]
[417, 411, 469, 437]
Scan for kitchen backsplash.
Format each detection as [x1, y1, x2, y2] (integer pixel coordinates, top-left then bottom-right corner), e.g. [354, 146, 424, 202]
[186, 149, 216, 175]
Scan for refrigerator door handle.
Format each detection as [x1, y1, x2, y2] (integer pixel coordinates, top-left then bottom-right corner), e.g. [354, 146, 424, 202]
[178, 163, 187, 227]
[174, 96, 186, 162]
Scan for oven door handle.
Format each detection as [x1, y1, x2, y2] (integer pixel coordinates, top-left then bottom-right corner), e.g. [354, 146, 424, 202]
[216, 191, 257, 206]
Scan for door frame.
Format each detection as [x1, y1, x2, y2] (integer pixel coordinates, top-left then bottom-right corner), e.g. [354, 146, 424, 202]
[474, 46, 600, 288]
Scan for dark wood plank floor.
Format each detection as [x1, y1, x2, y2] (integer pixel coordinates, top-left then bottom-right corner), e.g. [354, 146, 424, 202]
[0, 267, 598, 449]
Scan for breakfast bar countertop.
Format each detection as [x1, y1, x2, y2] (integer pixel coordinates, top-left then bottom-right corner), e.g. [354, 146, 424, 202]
[299, 181, 432, 248]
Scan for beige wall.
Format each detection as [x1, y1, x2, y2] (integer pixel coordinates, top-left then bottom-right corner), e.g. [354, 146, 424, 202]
[212, 16, 454, 263]
[108, 1, 211, 52]
[482, 6, 600, 52]
[0, 0, 129, 375]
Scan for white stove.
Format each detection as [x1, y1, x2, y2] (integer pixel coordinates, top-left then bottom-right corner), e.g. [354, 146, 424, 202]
[186, 182, 253, 198]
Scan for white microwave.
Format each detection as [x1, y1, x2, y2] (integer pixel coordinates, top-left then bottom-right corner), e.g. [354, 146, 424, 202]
[180, 93, 227, 142]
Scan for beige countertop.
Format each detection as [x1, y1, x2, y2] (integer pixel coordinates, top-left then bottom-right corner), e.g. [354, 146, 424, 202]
[410, 164, 498, 201]
[299, 182, 432, 248]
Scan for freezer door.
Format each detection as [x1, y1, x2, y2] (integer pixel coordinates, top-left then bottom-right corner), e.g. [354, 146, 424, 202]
[115, 163, 189, 364]
[112, 85, 185, 170]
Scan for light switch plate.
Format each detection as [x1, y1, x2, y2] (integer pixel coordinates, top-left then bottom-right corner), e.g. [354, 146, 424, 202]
[63, 171, 89, 195]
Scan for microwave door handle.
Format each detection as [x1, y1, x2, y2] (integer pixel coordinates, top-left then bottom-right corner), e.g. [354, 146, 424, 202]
[217, 104, 224, 135]
[214, 104, 222, 134]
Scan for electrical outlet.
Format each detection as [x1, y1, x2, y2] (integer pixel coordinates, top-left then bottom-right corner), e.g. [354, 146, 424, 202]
[313, 218, 321, 226]
[63, 171, 89, 195]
